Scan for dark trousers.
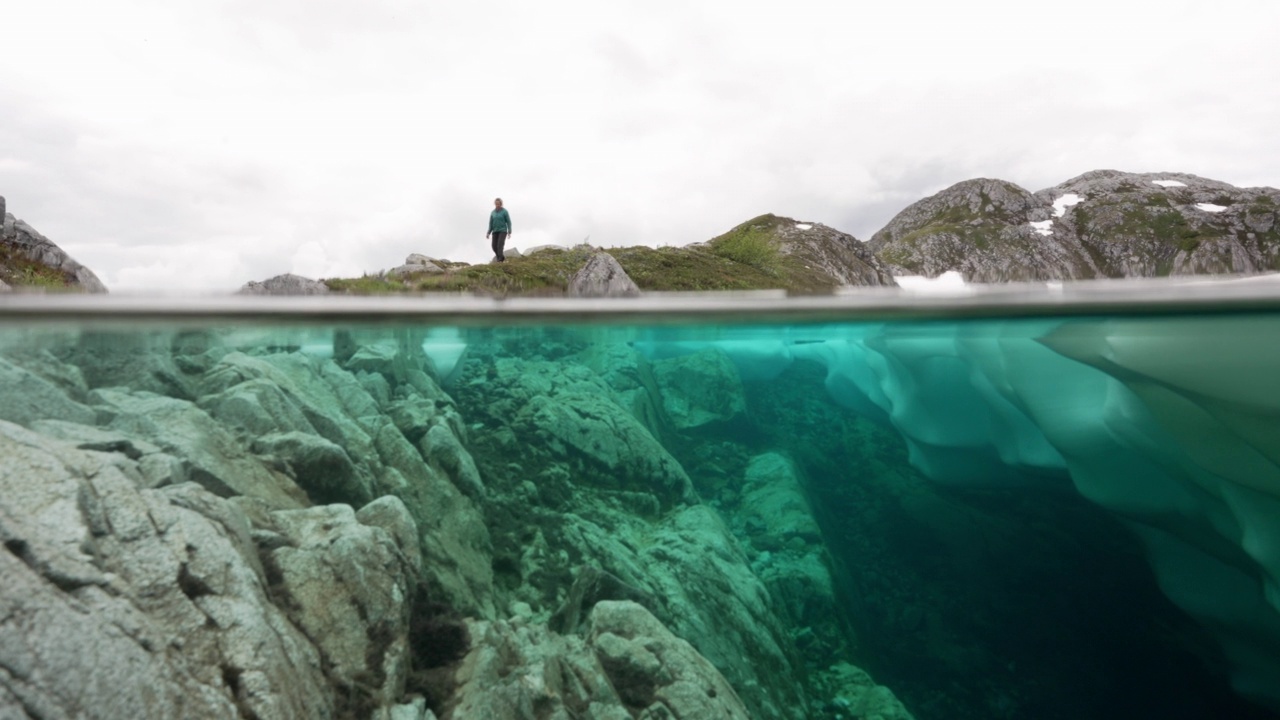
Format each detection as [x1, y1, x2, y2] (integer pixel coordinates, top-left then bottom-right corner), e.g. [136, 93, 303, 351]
[491, 232, 507, 261]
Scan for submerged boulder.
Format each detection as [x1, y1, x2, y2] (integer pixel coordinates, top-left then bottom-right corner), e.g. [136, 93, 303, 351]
[0, 421, 334, 719]
[440, 601, 750, 719]
[650, 347, 747, 430]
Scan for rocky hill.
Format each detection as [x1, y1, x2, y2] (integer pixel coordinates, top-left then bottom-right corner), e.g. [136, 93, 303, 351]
[322, 214, 897, 296]
[0, 196, 107, 292]
[868, 170, 1280, 281]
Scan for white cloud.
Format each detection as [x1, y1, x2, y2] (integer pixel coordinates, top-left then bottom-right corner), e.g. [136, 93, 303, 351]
[3, 0, 1279, 291]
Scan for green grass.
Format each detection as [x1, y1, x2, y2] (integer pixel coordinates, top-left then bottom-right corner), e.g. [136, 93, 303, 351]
[0, 241, 75, 289]
[323, 236, 839, 296]
[709, 226, 780, 272]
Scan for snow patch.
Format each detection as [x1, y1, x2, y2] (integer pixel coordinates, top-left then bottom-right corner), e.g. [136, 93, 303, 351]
[1052, 194, 1082, 218]
[1195, 203, 1228, 213]
[1152, 180, 1187, 188]
[795, 223, 812, 230]
[1029, 220, 1054, 237]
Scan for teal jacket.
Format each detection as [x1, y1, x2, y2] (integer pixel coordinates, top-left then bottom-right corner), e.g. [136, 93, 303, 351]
[488, 208, 512, 235]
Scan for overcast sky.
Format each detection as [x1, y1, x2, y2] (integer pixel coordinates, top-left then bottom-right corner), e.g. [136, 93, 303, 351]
[2, 0, 1278, 292]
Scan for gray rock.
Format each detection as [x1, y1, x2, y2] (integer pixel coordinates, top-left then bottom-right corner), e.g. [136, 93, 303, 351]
[518, 390, 694, 508]
[252, 430, 372, 506]
[589, 601, 752, 718]
[387, 261, 443, 277]
[710, 214, 897, 286]
[237, 273, 330, 295]
[0, 420, 334, 719]
[56, 330, 197, 400]
[869, 170, 1280, 281]
[525, 244, 567, 255]
[0, 278, 9, 292]
[0, 206, 108, 292]
[266, 502, 418, 708]
[196, 350, 495, 617]
[650, 347, 746, 430]
[0, 357, 98, 427]
[568, 251, 640, 297]
[90, 387, 308, 509]
[440, 602, 750, 719]
[405, 253, 439, 266]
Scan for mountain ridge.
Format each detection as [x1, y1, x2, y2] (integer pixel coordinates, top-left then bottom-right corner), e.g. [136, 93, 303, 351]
[5, 170, 1280, 293]
[870, 170, 1280, 281]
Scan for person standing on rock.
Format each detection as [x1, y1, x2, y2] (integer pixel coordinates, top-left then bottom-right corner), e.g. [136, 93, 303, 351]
[487, 198, 513, 263]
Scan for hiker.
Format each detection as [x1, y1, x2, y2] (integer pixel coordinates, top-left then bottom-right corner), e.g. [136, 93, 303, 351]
[486, 198, 512, 262]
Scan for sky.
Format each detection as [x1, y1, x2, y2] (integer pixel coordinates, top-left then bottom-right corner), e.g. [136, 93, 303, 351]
[2, 0, 1278, 292]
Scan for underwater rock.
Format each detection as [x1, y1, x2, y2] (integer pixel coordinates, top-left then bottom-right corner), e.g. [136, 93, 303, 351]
[517, 389, 695, 509]
[589, 601, 751, 717]
[0, 421, 334, 719]
[733, 454, 838, 632]
[0, 356, 97, 427]
[57, 331, 198, 400]
[197, 349, 496, 618]
[265, 501, 420, 711]
[440, 601, 749, 719]
[90, 388, 309, 509]
[252, 430, 372, 506]
[650, 347, 747, 430]
[738, 453, 822, 547]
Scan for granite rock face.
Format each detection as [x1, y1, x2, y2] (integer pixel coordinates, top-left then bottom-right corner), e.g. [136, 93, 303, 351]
[0, 196, 108, 292]
[237, 273, 331, 295]
[869, 171, 1280, 281]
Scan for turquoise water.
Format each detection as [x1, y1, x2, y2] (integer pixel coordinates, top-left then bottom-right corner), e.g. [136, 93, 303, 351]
[3, 294, 1280, 719]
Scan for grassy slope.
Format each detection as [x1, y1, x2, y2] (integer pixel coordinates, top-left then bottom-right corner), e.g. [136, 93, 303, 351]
[325, 225, 840, 295]
[0, 241, 76, 289]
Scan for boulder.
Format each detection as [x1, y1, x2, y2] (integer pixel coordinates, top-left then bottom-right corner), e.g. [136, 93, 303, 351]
[525, 244, 568, 255]
[252, 430, 372, 506]
[0, 357, 98, 427]
[568, 252, 640, 297]
[265, 501, 420, 710]
[56, 330, 197, 400]
[387, 262, 443, 277]
[588, 601, 751, 718]
[650, 347, 746, 430]
[237, 273, 330, 295]
[0, 421, 334, 719]
[439, 602, 750, 719]
[0, 278, 9, 292]
[517, 391, 694, 509]
[90, 388, 308, 509]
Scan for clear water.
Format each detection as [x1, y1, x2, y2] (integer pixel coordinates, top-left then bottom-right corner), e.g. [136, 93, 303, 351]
[3, 289, 1280, 720]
